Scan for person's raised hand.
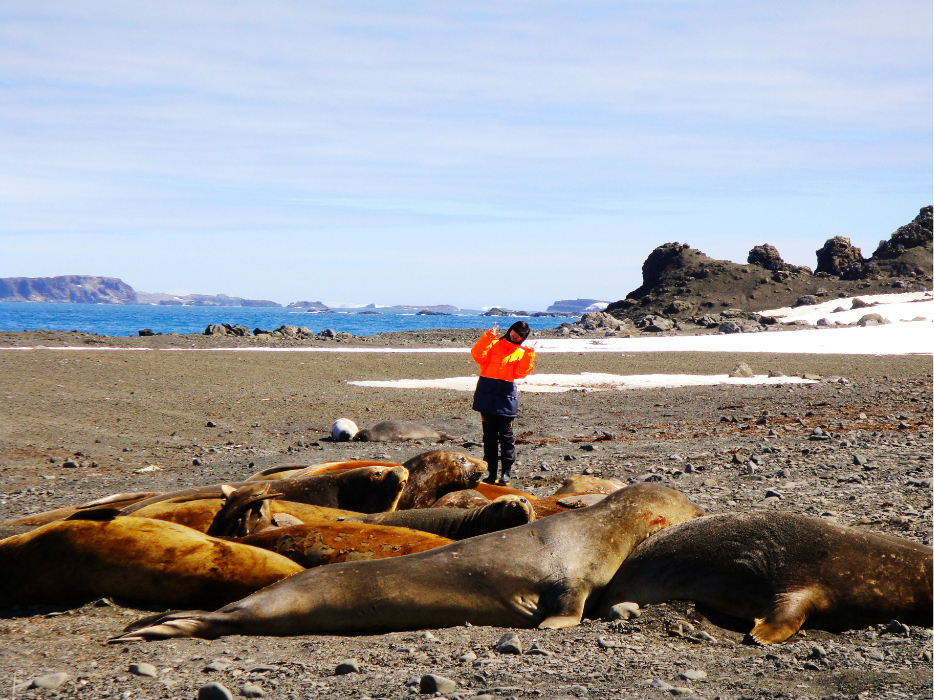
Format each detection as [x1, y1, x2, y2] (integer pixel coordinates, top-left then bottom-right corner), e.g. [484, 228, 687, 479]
[491, 322, 499, 334]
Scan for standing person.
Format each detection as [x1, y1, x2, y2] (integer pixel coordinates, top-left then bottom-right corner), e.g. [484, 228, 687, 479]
[471, 320, 536, 485]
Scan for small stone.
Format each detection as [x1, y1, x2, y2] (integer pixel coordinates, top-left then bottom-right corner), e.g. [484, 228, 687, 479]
[204, 660, 230, 672]
[801, 373, 821, 380]
[802, 661, 820, 671]
[198, 682, 234, 700]
[240, 683, 264, 698]
[597, 636, 620, 648]
[884, 619, 910, 637]
[62, 458, 80, 468]
[764, 489, 783, 499]
[30, 673, 70, 690]
[419, 674, 457, 694]
[767, 369, 785, 377]
[694, 631, 717, 643]
[458, 651, 478, 662]
[206, 421, 217, 427]
[669, 687, 696, 696]
[606, 602, 641, 620]
[679, 670, 707, 681]
[193, 457, 203, 466]
[649, 679, 673, 691]
[495, 631, 523, 654]
[129, 662, 158, 678]
[729, 362, 755, 378]
[808, 645, 827, 659]
[335, 658, 360, 675]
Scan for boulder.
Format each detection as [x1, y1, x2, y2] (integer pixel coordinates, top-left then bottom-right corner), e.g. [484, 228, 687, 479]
[204, 324, 228, 336]
[747, 244, 788, 271]
[815, 236, 864, 277]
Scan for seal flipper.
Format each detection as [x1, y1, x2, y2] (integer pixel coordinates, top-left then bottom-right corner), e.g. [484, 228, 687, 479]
[109, 610, 220, 642]
[748, 588, 826, 644]
[538, 582, 590, 630]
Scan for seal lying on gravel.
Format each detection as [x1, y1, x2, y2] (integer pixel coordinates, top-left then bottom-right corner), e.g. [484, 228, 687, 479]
[594, 512, 934, 644]
[127, 499, 359, 533]
[0, 516, 304, 608]
[352, 420, 455, 443]
[111, 484, 704, 641]
[351, 496, 536, 540]
[245, 460, 400, 482]
[121, 466, 409, 516]
[554, 475, 625, 496]
[235, 521, 453, 567]
[1, 492, 159, 527]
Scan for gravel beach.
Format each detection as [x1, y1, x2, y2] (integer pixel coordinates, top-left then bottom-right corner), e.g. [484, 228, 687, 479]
[0, 329, 931, 700]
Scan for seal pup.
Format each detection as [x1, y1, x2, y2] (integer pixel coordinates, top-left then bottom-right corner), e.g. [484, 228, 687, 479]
[235, 521, 453, 568]
[353, 420, 454, 443]
[331, 418, 359, 442]
[594, 512, 934, 644]
[111, 484, 703, 641]
[0, 516, 303, 608]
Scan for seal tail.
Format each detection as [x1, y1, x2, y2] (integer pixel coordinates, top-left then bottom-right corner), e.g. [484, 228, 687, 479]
[109, 610, 219, 642]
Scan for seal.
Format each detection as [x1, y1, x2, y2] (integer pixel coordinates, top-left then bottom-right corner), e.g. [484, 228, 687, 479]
[121, 466, 409, 517]
[395, 450, 486, 510]
[554, 476, 624, 496]
[430, 489, 490, 509]
[1, 492, 159, 527]
[331, 418, 359, 441]
[353, 420, 454, 443]
[245, 460, 400, 482]
[352, 495, 536, 540]
[111, 484, 704, 641]
[473, 482, 536, 501]
[235, 521, 453, 568]
[594, 511, 934, 644]
[0, 515, 304, 608]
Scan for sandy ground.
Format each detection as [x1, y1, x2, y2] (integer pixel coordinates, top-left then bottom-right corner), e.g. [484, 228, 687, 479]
[0, 330, 931, 700]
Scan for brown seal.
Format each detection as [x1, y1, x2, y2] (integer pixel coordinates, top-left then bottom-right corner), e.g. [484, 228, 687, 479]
[430, 489, 491, 509]
[1, 492, 159, 527]
[353, 420, 455, 442]
[111, 484, 704, 641]
[553, 476, 624, 496]
[235, 521, 453, 568]
[245, 461, 400, 482]
[594, 511, 934, 644]
[127, 499, 357, 533]
[473, 482, 536, 501]
[352, 495, 536, 540]
[0, 515, 303, 609]
[121, 466, 409, 517]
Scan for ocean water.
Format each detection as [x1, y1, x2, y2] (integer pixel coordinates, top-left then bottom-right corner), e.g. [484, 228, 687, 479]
[0, 303, 572, 337]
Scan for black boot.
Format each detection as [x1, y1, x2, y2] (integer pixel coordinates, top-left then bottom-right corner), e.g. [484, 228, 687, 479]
[497, 459, 513, 485]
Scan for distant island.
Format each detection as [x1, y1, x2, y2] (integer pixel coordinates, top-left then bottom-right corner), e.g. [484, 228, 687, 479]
[546, 298, 609, 313]
[0, 276, 137, 304]
[136, 292, 281, 307]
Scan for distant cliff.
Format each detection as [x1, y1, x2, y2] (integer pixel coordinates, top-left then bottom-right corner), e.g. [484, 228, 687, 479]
[0, 276, 137, 304]
[136, 292, 281, 307]
[547, 299, 608, 313]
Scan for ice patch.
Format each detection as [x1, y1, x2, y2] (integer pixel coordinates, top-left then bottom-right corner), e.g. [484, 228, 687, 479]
[757, 291, 931, 326]
[349, 372, 817, 393]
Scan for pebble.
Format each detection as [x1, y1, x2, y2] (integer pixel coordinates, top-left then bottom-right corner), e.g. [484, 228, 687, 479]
[679, 670, 707, 681]
[495, 631, 523, 654]
[129, 662, 158, 678]
[597, 636, 621, 648]
[458, 650, 478, 662]
[240, 683, 264, 698]
[884, 620, 910, 637]
[649, 679, 673, 691]
[694, 631, 717, 643]
[606, 601, 641, 620]
[420, 674, 457, 693]
[670, 686, 696, 696]
[198, 682, 234, 700]
[30, 672, 69, 690]
[335, 658, 360, 674]
[802, 661, 820, 671]
[204, 660, 231, 672]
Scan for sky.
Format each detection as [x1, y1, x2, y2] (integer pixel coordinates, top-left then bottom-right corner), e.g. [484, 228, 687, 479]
[1, 1, 931, 310]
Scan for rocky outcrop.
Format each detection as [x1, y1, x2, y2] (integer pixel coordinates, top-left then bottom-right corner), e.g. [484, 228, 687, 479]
[605, 206, 932, 320]
[286, 301, 329, 309]
[546, 299, 609, 313]
[0, 276, 137, 304]
[815, 237, 865, 278]
[137, 292, 280, 307]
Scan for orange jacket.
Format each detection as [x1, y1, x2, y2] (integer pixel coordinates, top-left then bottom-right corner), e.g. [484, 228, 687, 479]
[471, 330, 535, 381]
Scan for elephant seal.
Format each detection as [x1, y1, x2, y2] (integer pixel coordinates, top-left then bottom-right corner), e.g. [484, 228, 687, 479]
[431, 489, 491, 509]
[121, 466, 409, 516]
[235, 522, 452, 568]
[1, 492, 159, 527]
[353, 495, 536, 540]
[331, 418, 359, 441]
[594, 512, 934, 644]
[111, 484, 704, 641]
[245, 460, 400, 482]
[128, 499, 357, 533]
[353, 420, 454, 443]
[395, 451, 486, 510]
[473, 482, 536, 501]
[0, 516, 303, 608]
[554, 476, 624, 496]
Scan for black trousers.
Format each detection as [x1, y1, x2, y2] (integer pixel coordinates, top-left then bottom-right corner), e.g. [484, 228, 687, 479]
[481, 413, 515, 479]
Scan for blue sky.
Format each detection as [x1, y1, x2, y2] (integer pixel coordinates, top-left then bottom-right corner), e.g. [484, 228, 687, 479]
[1, 1, 931, 309]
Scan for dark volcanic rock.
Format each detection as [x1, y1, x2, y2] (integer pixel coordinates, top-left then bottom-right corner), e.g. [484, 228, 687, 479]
[870, 206, 933, 278]
[0, 276, 137, 304]
[748, 244, 791, 271]
[815, 236, 865, 277]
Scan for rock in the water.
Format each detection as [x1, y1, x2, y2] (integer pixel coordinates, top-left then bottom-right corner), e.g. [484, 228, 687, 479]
[199, 683, 234, 700]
